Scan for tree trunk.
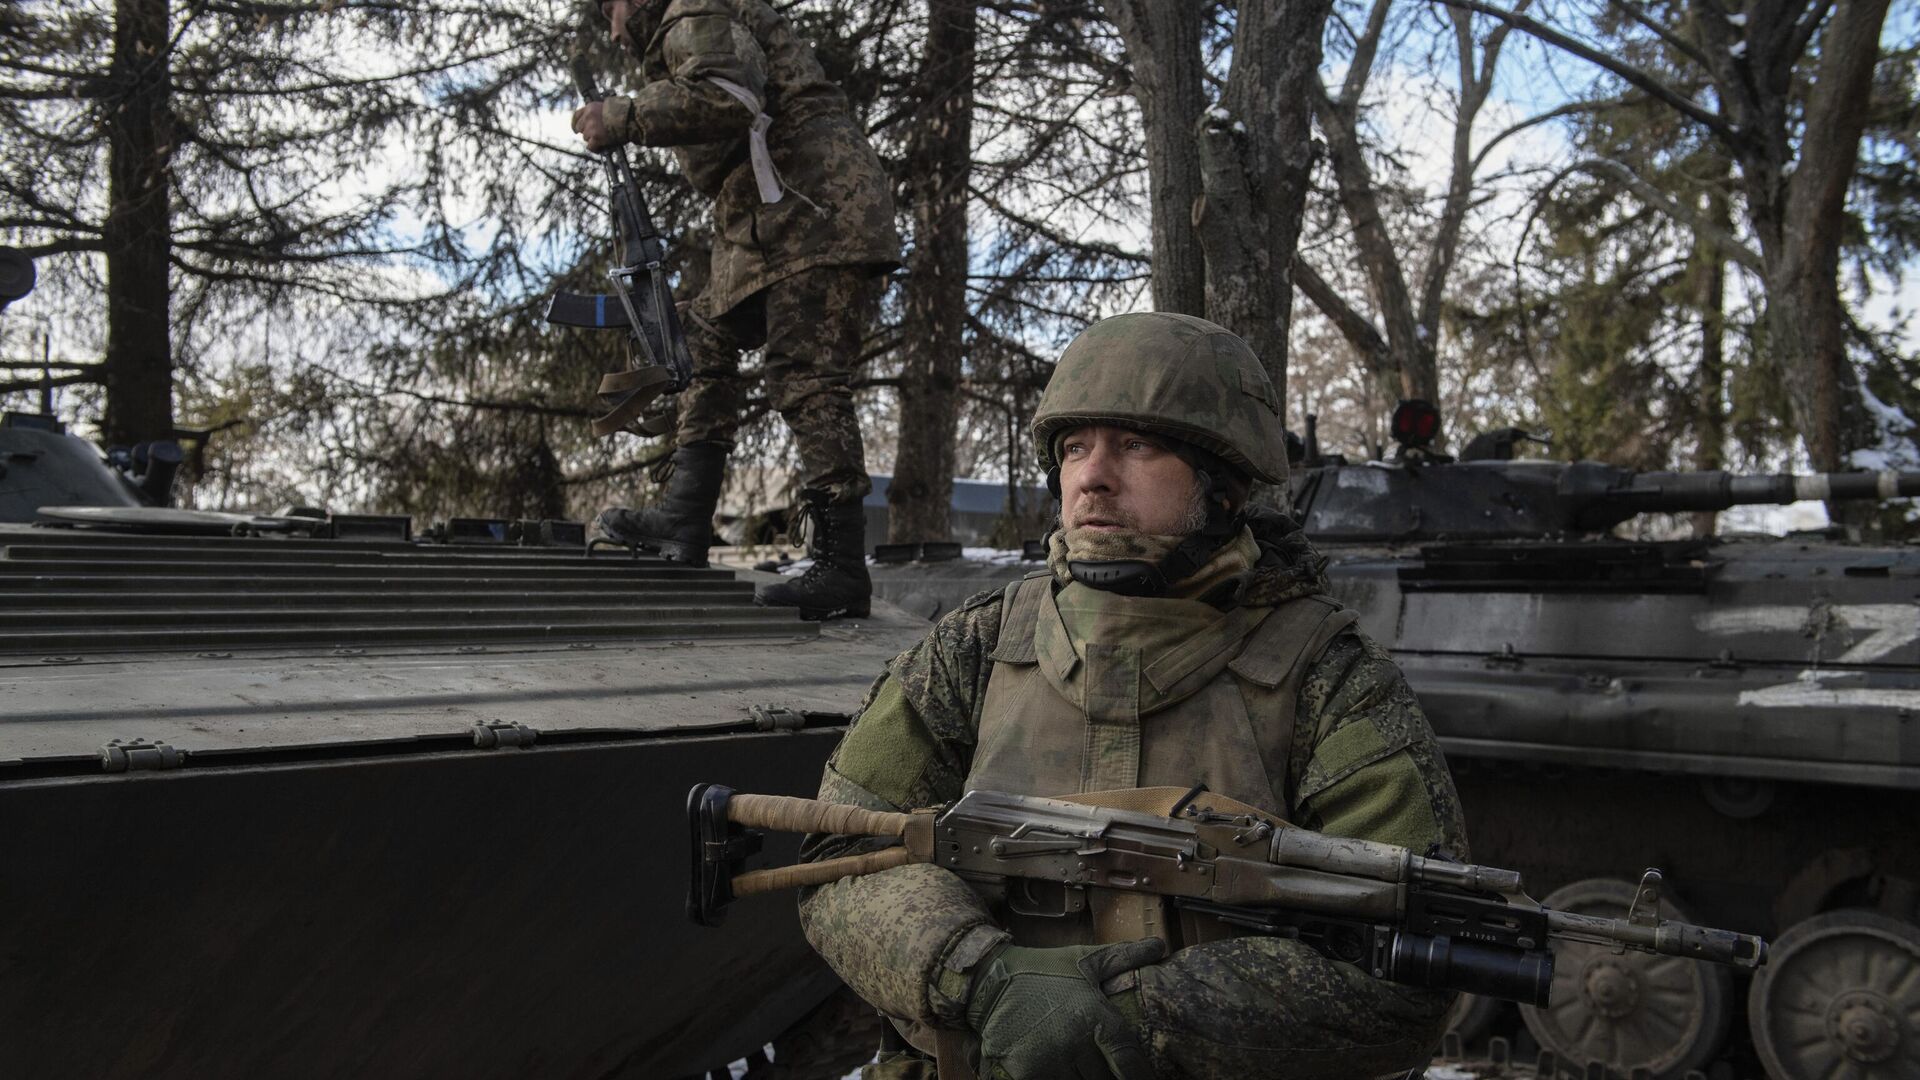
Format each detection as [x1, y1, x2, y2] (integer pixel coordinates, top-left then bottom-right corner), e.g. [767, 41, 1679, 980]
[1706, 0, 1890, 474]
[887, 0, 975, 543]
[102, 0, 176, 447]
[1192, 0, 1333, 413]
[1102, 0, 1207, 315]
[1690, 187, 1728, 539]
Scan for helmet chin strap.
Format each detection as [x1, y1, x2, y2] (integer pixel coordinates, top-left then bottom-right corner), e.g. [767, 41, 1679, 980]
[1050, 464, 1244, 597]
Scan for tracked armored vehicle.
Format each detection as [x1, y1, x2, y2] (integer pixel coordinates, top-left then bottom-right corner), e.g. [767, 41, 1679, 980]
[0, 255, 914, 1079]
[1292, 403, 1920, 1080]
[864, 405, 1920, 1079]
[0, 472, 922, 1080]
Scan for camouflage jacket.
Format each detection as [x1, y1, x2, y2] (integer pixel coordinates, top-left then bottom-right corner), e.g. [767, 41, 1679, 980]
[605, 0, 900, 317]
[798, 513, 1469, 1079]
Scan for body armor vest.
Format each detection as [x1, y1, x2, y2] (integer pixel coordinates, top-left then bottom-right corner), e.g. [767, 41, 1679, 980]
[967, 572, 1357, 948]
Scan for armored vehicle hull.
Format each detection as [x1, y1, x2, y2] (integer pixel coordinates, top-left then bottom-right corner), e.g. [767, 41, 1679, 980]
[1324, 534, 1920, 1078]
[1289, 438, 1920, 1080]
[866, 488, 1920, 1078]
[0, 523, 926, 1079]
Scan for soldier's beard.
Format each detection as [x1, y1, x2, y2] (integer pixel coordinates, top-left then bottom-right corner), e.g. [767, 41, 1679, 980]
[1056, 482, 1211, 571]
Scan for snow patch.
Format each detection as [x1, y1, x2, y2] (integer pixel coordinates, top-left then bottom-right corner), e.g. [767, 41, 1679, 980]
[961, 546, 1033, 565]
[1848, 366, 1920, 471]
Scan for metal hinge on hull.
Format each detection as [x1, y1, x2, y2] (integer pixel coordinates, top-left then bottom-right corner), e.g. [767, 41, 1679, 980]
[99, 738, 183, 773]
[472, 720, 538, 749]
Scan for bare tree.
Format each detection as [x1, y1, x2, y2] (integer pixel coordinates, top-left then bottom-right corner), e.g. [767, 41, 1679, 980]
[1440, 0, 1909, 475]
[1300, 0, 1531, 443]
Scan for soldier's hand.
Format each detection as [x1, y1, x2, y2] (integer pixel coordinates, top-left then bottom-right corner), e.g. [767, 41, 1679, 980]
[572, 101, 614, 152]
[962, 939, 1166, 1080]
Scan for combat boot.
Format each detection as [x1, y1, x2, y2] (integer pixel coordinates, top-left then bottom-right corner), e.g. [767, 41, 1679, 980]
[755, 489, 872, 620]
[595, 440, 727, 567]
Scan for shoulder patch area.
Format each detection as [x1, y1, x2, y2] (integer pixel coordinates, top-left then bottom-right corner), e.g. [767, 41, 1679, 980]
[1293, 632, 1425, 803]
[663, 12, 737, 57]
[959, 587, 1004, 613]
[1296, 719, 1406, 802]
[661, 0, 735, 20]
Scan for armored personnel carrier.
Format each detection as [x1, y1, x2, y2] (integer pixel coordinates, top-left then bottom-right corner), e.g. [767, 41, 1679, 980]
[863, 402, 1920, 1079]
[0, 253, 916, 1079]
[1293, 402, 1920, 1080]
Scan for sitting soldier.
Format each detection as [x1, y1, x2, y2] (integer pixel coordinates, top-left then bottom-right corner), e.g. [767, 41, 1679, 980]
[796, 311, 1467, 1080]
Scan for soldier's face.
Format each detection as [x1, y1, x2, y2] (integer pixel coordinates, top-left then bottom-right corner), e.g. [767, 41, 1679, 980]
[1058, 426, 1208, 537]
[601, 0, 637, 48]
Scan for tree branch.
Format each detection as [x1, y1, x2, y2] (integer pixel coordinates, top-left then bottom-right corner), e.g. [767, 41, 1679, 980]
[1604, 0, 1715, 71]
[1427, 0, 1737, 142]
[0, 370, 102, 393]
[1550, 157, 1763, 269]
[1337, 0, 1396, 108]
[1292, 254, 1392, 369]
[0, 360, 103, 371]
[1469, 97, 1620, 174]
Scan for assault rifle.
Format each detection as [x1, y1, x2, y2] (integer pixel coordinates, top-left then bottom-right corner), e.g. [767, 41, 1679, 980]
[545, 47, 694, 438]
[686, 784, 1767, 1008]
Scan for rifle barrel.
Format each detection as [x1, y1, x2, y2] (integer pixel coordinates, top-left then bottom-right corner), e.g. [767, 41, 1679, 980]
[1547, 909, 1767, 968]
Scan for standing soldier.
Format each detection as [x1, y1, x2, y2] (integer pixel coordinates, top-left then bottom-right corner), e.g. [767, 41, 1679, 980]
[573, 0, 899, 620]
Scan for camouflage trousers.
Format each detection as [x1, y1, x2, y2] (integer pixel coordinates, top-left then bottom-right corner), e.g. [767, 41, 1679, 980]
[677, 265, 881, 505]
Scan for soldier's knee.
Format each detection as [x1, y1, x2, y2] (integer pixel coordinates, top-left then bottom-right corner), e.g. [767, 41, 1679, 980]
[768, 373, 853, 417]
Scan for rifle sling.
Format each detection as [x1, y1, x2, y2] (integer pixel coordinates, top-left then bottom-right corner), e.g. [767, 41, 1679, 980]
[1051, 785, 1285, 825]
[591, 387, 667, 438]
[598, 366, 674, 396]
[706, 76, 786, 204]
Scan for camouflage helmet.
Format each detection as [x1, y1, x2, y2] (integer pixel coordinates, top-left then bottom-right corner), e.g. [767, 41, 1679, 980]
[1033, 312, 1288, 486]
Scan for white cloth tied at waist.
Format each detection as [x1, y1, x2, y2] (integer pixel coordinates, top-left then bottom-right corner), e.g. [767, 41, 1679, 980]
[707, 76, 785, 205]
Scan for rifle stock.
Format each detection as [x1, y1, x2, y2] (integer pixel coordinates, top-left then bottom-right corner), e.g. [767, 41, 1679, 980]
[685, 783, 1767, 1008]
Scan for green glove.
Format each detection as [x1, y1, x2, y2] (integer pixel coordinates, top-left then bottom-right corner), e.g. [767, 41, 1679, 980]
[962, 938, 1168, 1080]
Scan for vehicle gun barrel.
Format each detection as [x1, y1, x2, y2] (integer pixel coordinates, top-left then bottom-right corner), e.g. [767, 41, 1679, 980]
[1614, 469, 1920, 511]
[1554, 464, 1920, 531]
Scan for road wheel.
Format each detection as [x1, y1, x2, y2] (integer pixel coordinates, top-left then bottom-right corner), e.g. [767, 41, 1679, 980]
[1520, 877, 1732, 1078]
[1749, 909, 1920, 1080]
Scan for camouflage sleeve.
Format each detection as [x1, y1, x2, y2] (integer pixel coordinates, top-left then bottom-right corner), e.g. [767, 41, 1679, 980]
[795, 590, 1011, 1025]
[1133, 631, 1466, 1078]
[610, 2, 766, 146]
[1289, 631, 1466, 860]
